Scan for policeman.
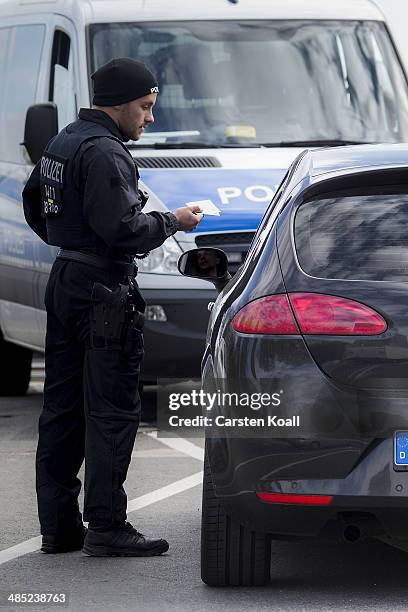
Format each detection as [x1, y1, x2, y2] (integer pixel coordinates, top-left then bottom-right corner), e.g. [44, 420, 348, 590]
[22, 58, 203, 557]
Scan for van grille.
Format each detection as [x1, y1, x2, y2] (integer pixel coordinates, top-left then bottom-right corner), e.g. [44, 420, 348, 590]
[195, 232, 255, 275]
[134, 156, 221, 169]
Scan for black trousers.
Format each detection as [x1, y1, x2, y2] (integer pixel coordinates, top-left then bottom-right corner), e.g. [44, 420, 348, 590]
[36, 259, 144, 535]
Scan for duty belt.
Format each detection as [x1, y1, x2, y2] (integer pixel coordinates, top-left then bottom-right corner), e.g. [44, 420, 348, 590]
[57, 249, 137, 276]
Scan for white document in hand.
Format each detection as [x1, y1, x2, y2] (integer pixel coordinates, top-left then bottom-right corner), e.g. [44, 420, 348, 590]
[185, 199, 221, 216]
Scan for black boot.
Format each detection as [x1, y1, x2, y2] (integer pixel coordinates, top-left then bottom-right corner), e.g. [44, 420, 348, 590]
[41, 525, 87, 554]
[82, 522, 169, 557]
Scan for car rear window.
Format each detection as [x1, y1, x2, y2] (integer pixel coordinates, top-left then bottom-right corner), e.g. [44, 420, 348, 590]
[294, 191, 408, 281]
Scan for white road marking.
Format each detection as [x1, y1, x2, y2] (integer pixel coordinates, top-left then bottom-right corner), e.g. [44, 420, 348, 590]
[127, 471, 202, 513]
[0, 537, 42, 565]
[145, 431, 204, 462]
[0, 432, 204, 566]
[133, 449, 187, 458]
[28, 383, 44, 393]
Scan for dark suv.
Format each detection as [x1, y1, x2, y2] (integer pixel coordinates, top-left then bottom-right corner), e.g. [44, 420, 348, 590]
[179, 144, 408, 586]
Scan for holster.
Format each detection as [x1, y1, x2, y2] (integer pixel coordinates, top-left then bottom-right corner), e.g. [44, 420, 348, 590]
[90, 281, 145, 350]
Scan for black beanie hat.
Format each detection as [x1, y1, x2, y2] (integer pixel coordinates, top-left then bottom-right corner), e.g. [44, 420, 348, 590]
[91, 57, 159, 106]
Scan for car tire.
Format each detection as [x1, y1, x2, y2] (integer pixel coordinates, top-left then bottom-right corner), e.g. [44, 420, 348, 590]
[0, 335, 32, 396]
[201, 450, 271, 586]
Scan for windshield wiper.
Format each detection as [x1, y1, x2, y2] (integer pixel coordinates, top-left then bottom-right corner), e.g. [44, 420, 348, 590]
[260, 139, 378, 147]
[128, 141, 261, 149]
[128, 139, 379, 150]
[128, 142, 222, 149]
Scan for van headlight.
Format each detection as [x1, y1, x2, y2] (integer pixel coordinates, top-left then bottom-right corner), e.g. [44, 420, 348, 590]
[136, 236, 182, 274]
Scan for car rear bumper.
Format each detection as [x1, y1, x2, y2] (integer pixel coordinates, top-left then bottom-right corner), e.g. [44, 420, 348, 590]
[207, 436, 408, 540]
[216, 490, 408, 541]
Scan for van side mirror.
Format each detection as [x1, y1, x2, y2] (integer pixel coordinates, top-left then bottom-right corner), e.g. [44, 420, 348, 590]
[22, 103, 58, 164]
[178, 248, 232, 292]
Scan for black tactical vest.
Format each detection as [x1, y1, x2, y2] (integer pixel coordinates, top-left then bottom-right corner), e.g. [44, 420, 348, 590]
[39, 119, 130, 248]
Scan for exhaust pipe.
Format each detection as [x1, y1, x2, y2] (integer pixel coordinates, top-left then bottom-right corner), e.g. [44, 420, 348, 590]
[343, 524, 362, 543]
[340, 514, 384, 543]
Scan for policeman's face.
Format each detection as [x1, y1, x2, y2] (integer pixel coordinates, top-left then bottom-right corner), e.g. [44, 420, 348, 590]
[118, 93, 157, 141]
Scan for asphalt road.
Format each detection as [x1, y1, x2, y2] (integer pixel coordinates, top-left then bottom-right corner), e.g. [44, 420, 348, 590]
[1, 368, 408, 611]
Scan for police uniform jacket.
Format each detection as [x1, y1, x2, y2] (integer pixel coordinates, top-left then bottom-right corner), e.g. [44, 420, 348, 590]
[22, 108, 180, 260]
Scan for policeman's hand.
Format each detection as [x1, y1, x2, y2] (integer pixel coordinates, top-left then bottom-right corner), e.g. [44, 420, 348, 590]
[174, 206, 203, 231]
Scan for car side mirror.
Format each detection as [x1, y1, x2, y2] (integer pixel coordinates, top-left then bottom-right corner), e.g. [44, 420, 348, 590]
[178, 248, 232, 292]
[22, 103, 59, 164]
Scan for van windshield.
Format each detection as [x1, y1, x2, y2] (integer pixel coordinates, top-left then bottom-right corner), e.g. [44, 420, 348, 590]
[89, 20, 408, 147]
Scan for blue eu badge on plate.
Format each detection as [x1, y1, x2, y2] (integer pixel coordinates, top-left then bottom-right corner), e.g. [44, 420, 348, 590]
[394, 431, 408, 471]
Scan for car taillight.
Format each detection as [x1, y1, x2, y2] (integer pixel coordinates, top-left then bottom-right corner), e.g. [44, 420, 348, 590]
[256, 492, 333, 506]
[232, 293, 387, 336]
[288, 293, 387, 335]
[231, 294, 299, 334]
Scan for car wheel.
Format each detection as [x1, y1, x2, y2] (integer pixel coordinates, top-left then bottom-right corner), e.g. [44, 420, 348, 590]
[0, 335, 32, 396]
[201, 450, 271, 586]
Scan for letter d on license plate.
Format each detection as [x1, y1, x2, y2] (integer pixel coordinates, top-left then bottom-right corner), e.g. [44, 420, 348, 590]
[394, 431, 408, 471]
